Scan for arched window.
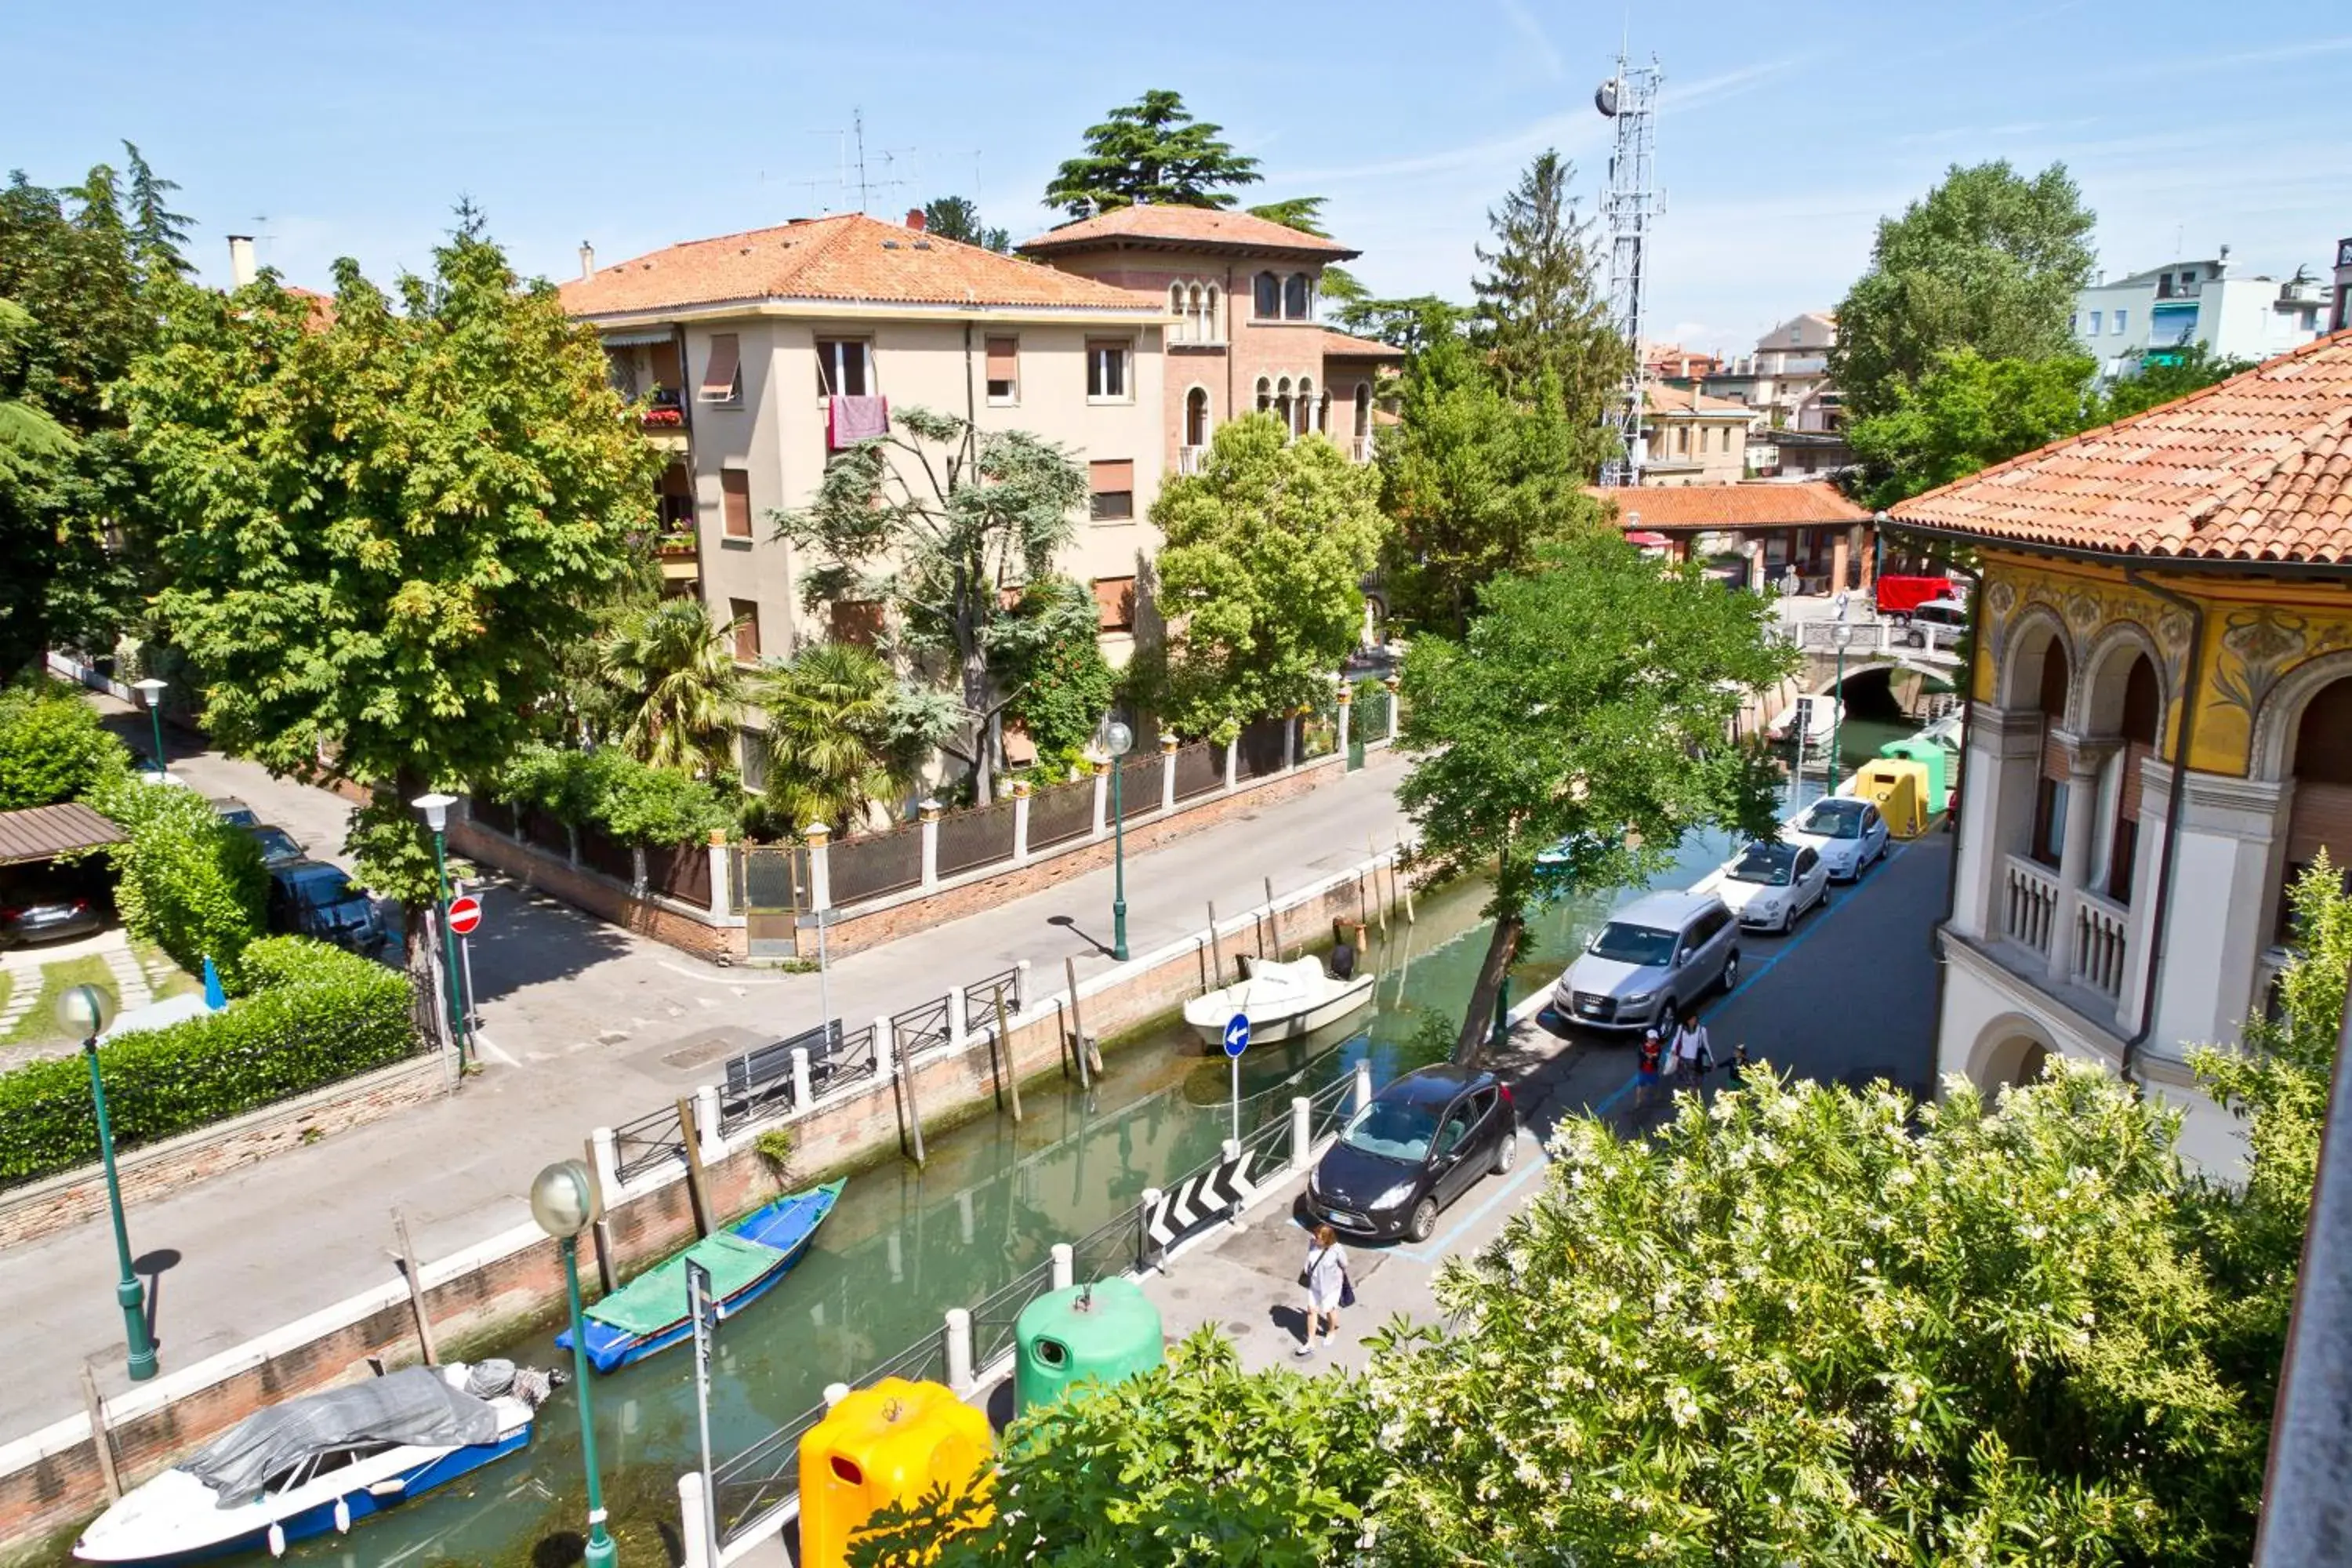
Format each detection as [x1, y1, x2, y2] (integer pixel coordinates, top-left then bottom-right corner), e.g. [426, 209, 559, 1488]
[2029, 638, 2073, 869]
[1276, 376, 1294, 434]
[1296, 377, 1316, 437]
[1352, 383, 1371, 439]
[1255, 376, 1272, 414]
[1204, 285, 1220, 341]
[1186, 284, 1204, 342]
[1168, 283, 1187, 341]
[2284, 677, 2352, 936]
[1317, 389, 1332, 434]
[1283, 273, 1310, 319]
[1185, 387, 1210, 447]
[1254, 271, 1280, 319]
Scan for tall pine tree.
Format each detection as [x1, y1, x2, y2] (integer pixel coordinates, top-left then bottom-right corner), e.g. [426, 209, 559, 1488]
[1044, 90, 1261, 217]
[1470, 152, 1625, 474]
[123, 142, 193, 284]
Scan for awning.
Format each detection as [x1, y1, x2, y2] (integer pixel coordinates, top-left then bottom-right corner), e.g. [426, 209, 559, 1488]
[1625, 531, 1671, 547]
[0, 802, 124, 866]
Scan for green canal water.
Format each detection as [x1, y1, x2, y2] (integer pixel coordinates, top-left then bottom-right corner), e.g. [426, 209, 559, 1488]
[86, 803, 1809, 1567]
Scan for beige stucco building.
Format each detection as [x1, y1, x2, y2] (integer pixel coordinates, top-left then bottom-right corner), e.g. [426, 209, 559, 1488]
[1637, 385, 1758, 486]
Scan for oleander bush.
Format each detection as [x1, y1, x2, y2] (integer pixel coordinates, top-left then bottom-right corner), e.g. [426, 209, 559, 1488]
[0, 936, 416, 1188]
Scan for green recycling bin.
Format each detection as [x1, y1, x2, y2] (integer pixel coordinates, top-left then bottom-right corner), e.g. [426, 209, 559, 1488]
[1014, 1278, 1164, 1415]
[1878, 737, 1950, 815]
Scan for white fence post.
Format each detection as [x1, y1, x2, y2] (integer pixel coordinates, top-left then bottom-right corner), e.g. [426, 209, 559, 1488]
[873, 1014, 895, 1079]
[944, 1308, 975, 1392]
[1160, 734, 1179, 813]
[706, 830, 731, 919]
[802, 822, 832, 911]
[1051, 1243, 1074, 1290]
[946, 986, 968, 1050]
[1283, 710, 1298, 772]
[919, 798, 942, 888]
[790, 1047, 814, 1112]
[695, 1085, 724, 1160]
[1011, 779, 1033, 865]
[1385, 675, 1402, 743]
[824, 1381, 851, 1409]
[590, 1126, 622, 1197]
[1224, 737, 1240, 792]
[677, 1472, 713, 1568]
[1290, 1095, 1313, 1171]
[1014, 959, 1031, 1014]
[1337, 682, 1354, 755]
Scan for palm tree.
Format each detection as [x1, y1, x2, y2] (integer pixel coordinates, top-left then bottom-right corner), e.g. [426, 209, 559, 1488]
[747, 642, 915, 834]
[599, 597, 742, 776]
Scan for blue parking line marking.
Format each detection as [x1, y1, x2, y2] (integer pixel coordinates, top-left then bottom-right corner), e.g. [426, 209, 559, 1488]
[1392, 1137, 1551, 1264]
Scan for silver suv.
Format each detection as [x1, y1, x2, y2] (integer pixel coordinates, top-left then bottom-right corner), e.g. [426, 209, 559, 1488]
[1553, 889, 1741, 1033]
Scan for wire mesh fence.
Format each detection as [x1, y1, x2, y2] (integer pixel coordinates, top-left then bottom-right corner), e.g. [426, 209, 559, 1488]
[1237, 714, 1290, 780]
[1172, 739, 1223, 800]
[1118, 753, 1163, 819]
[1027, 775, 1095, 849]
[828, 820, 924, 905]
[936, 798, 1016, 880]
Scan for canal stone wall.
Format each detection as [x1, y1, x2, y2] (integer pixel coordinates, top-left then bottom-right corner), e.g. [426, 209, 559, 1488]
[0, 847, 1409, 1563]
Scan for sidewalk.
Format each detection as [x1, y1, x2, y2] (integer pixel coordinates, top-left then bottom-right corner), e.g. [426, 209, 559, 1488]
[5, 738, 1411, 1442]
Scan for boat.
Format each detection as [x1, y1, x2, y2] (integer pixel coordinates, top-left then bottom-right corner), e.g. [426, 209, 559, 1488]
[558, 1180, 844, 1374]
[1183, 956, 1375, 1048]
[1765, 695, 1842, 744]
[73, 1360, 558, 1565]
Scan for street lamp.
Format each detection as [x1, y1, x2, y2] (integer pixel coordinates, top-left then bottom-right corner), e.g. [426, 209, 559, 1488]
[531, 1160, 618, 1568]
[60, 984, 158, 1383]
[1098, 718, 1134, 961]
[1829, 592, 1853, 797]
[411, 792, 465, 1069]
[130, 678, 167, 779]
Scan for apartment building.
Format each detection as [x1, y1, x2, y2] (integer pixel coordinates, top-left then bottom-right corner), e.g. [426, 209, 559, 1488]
[1707, 312, 1842, 433]
[1014, 205, 1402, 473]
[2071, 250, 2332, 383]
[559, 211, 1169, 701]
[1637, 384, 1758, 485]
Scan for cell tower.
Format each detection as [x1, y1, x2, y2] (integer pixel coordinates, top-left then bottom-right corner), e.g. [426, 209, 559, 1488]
[1594, 51, 1662, 487]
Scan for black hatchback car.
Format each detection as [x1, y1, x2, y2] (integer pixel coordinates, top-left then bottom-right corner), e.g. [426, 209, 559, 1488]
[1305, 1064, 1519, 1243]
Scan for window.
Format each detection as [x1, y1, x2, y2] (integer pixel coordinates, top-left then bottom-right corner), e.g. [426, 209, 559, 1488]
[1093, 575, 1135, 632]
[1352, 383, 1371, 438]
[1204, 285, 1220, 341]
[2087, 310, 2102, 336]
[830, 600, 884, 647]
[1255, 376, 1272, 413]
[1283, 273, 1310, 319]
[815, 338, 870, 397]
[1087, 340, 1129, 400]
[2112, 309, 2127, 336]
[985, 336, 1018, 404]
[1254, 271, 1280, 319]
[1089, 459, 1134, 521]
[728, 598, 760, 662]
[699, 332, 742, 404]
[2031, 775, 2067, 868]
[1185, 387, 1210, 446]
[1295, 377, 1315, 437]
[721, 468, 752, 539]
[739, 728, 769, 792]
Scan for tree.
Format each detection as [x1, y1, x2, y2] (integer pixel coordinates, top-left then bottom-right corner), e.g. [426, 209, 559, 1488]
[122, 142, 192, 284]
[118, 205, 665, 1028]
[920, 196, 1011, 255]
[1044, 89, 1261, 217]
[1831, 161, 2097, 422]
[1399, 536, 1789, 1053]
[771, 405, 1088, 802]
[1139, 414, 1383, 740]
[993, 578, 1115, 777]
[82, 765, 269, 989]
[1470, 151, 1625, 470]
[745, 642, 922, 835]
[1377, 339, 1602, 637]
[1847, 349, 2101, 507]
[2100, 343, 2252, 424]
[0, 678, 128, 808]
[1330, 292, 1472, 353]
[596, 597, 743, 777]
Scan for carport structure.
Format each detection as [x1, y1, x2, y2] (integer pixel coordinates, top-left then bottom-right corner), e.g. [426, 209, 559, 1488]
[0, 802, 125, 866]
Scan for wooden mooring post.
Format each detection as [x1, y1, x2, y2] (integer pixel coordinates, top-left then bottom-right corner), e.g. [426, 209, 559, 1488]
[991, 984, 1025, 1123]
[582, 1135, 616, 1294]
[390, 1206, 439, 1366]
[895, 1038, 928, 1167]
[1207, 901, 1226, 987]
[676, 1096, 713, 1239]
[80, 1367, 122, 1502]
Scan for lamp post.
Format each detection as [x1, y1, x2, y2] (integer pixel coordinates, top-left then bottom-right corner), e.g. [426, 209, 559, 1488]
[1098, 719, 1134, 961]
[531, 1160, 619, 1568]
[411, 792, 465, 1069]
[1829, 593, 1852, 797]
[60, 984, 157, 1383]
[130, 678, 167, 779]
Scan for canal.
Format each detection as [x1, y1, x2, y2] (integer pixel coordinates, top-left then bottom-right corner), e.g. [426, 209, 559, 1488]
[91, 817, 1770, 1568]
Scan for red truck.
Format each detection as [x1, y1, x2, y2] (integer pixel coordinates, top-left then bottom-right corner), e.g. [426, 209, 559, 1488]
[1875, 575, 1959, 619]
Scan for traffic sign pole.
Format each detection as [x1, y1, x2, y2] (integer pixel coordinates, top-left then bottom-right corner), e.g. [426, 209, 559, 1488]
[687, 1258, 719, 1568]
[1221, 1015, 1250, 1143]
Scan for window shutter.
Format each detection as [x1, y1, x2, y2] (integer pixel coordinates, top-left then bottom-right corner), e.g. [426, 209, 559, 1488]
[699, 333, 741, 401]
[721, 470, 752, 538]
[2288, 780, 2352, 865]
[2118, 740, 2153, 823]
[1093, 576, 1135, 631]
[1089, 459, 1134, 493]
[650, 338, 682, 389]
[2041, 724, 2068, 782]
[985, 337, 1017, 381]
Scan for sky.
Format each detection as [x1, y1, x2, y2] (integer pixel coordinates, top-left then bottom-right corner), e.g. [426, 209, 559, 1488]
[7, 0, 2350, 356]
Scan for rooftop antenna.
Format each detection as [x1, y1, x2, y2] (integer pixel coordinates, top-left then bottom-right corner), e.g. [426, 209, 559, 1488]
[1595, 46, 1663, 487]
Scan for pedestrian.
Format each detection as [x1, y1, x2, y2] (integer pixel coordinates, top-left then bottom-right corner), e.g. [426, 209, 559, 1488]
[1671, 1008, 1713, 1083]
[1298, 1222, 1348, 1357]
[1635, 1028, 1664, 1109]
[1727, 1040, 1751, 1089]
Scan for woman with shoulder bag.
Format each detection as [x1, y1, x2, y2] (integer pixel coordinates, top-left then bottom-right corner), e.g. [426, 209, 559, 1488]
[1298, 1223, 1350, 1357]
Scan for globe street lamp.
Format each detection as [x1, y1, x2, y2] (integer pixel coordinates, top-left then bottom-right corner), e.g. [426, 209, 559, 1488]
[1829, 592, 1853, 797]
[1098, 719, 1134, 961]
[60, 984, 158, 1382]
[130, 678, 168, 779]
[531, 1160, 618, 1568]
[410, 792, 465, 1069]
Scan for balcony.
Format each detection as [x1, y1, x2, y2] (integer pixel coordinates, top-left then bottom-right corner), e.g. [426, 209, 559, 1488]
[1178, 445, 1207, 476]
[641, 387, 688, 434]
[1349, 436, 1374, 464]
[2002, 853, 2061, 957]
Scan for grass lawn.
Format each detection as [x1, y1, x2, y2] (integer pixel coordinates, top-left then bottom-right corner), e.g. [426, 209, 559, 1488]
[1, 954, 119, 1047]
[134, 938, 205, 1002]
[0, 968, 12, 1022]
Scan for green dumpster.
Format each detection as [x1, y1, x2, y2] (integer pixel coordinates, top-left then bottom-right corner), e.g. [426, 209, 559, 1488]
[1878, 737, 1949, 815]
[1014, 1279, 1164, 1414]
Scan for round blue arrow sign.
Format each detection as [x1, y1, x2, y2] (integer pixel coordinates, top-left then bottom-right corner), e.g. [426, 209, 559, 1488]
[1221, 1014, 1250, 1058]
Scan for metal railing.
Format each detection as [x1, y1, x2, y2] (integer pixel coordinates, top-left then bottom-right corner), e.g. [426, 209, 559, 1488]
[612, 1102, 688, 1184]
[967, 1258, 1058, 1370]
[1027, 775, 1095, 849]
[1308, 1069, 1358, 1142]
[967, 965, 1021, 1014]
[892, 993, 953, 1059]
[825, 1021, 883, 1094]
[1069, 1201, 1150, 1285]
[711, 1396, 830, 1544]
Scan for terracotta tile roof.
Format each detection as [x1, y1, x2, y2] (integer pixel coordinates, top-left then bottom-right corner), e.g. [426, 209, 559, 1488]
[559, 213, 1159, 318]
[1319, 329, 1403, 361]
[0, 802, 123, 866]
[1890, 328, 2352, 564]
[1586, 481, 1870, 531]
[1018, 205, 1358, 259]
[1642, 385, 1755, 417]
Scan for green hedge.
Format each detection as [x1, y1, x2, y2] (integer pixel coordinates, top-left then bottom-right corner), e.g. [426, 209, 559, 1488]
[0, 936, 418, 1189]
[80, 769, 268, 990]
[488, 742, 732, 846]
[0, 681, 131, 809]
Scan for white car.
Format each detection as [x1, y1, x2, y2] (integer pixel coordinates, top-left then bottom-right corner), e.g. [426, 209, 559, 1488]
[1715, 840, 1829, 934]
[1786, 796, 1890, 881]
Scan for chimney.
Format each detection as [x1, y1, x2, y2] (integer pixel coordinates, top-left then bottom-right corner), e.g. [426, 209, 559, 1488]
[905, 207, 926, 233]
[227, 234, 256, 289]
[579, 241, 595, 280]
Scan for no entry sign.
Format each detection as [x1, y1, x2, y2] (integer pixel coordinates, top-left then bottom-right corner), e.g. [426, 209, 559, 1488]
[447, 895, 483, 937]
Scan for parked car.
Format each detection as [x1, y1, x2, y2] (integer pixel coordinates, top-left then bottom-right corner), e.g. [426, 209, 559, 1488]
[1305, 1064, 1519, 1243]
[1715, 840, 1828, 934]
[1552, 889, 1741, 1033]
[1785, 797, 1890, 881]
[1902, 597, 1969, 646]
[266, 860, 385, 953]
[209, 797, 260, 828]
[0, 871, 108, 949]
[245, 825, 307, 869]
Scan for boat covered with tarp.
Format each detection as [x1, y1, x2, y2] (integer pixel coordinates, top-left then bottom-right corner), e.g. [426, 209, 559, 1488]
[559, 1179, 844, 1373]
[74, 1361, 557, 1565]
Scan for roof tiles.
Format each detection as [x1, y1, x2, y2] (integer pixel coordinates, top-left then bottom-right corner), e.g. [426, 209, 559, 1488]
[1018, 205, 1357, 258]
[559, 213, 1159, 318]
[1319, 328, 1404, 361]
[1586, 481, 1870, 530]
[1891, 328, 2352, 564]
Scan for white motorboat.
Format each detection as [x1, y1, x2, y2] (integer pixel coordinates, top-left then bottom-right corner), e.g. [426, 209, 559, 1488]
[1184, 955, 1375, 1047]
[74, 1361, 557, 1566]
[1765, 695, 1842, 744]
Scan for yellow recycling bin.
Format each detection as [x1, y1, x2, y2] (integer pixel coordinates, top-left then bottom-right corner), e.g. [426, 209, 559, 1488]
[1852, 758, 1929, 839]
[797, 1377, 994, 1567]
